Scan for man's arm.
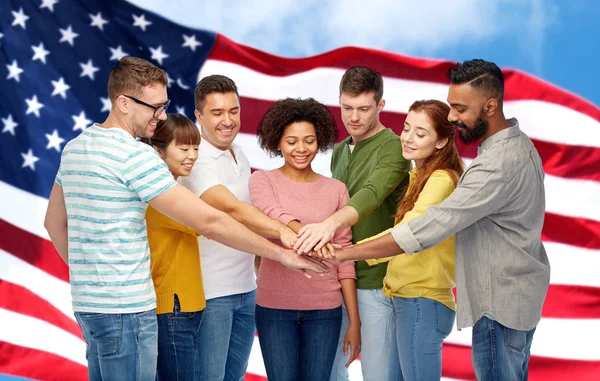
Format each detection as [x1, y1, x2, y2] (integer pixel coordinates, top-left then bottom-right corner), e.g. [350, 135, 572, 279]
[149, 184, 328, 277]
[295, 139, 409, 253]
[44, 183, 69, 263]
[200, 185, 297, 248]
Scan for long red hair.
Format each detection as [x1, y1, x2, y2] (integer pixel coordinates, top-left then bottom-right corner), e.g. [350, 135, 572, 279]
[395, 100, 464, 222]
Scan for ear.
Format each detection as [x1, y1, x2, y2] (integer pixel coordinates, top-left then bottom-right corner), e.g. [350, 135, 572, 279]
[484, 98, 499, 117]
[194, 109, 203, 126]
[153, 145, 165, 159]
[115, 95, 129, 114]
[377, 99, 386, 113]
[436, 137, 449, 150]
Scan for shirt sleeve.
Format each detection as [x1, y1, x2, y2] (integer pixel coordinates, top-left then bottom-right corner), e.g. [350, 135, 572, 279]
[333, 184, 356, 280]
[122, 144, 176, 202]
[346, 138, 409, 221]
[391, 161, 508, 254]
[248, 171, 299, 226]
[179, 156, 223, 197]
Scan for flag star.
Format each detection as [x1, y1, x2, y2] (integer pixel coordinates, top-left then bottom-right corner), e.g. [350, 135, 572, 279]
[0, 33, 4, 46]
[12, 8, 30, 29]
[2, 114, 18, 136]
[109, 45, 128, 61]
[21, 149, 40, 171]
[6, 60, 24, 82]
[46, 129, 66, 152]
[72, 111, 91, 131]
[59, 25, 79, 46]
[149, 45, 168, 65]
[51, 77, 70, 99]
[89, 12, 108, 31]
[132, 14, 152, 31]
[182, 34, 202, 51]
[176, 106, 185, 114]
[100, 97, 112, 112]
[25, 95, 44, 117]
[80, 59, 100, 80]
[32, 42, 50, 64]
[40, 0, 59, 12]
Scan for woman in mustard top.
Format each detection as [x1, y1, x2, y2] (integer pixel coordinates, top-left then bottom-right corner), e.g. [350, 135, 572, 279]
[347, 100, 464, 381]
[141, 113, 204, 381]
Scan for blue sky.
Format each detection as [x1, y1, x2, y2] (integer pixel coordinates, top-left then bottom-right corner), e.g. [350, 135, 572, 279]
[128, 0, 599, 107]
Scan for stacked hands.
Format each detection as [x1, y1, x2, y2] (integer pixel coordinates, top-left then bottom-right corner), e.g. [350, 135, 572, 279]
[278, 220, 345, 279]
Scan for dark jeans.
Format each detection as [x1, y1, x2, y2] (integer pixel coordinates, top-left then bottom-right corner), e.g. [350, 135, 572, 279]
[472, 316, 536, 381]
[255, 305, 343, 381]
[156, 294, 204, 381]
[74, 309, 158, 381]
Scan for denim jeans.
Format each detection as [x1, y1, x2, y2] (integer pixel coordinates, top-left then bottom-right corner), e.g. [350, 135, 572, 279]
[156, 294, 204, 381]
[472, 316, 536, 381]
[394, 297, 455, 381]
[197, 290, 256, 381]
[331, 288, 399, 381]
[74, 309, 158, 381]
[256, 305, 342, 381]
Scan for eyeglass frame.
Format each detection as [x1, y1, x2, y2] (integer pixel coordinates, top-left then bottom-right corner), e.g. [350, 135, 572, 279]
[123, 95, 171, 118]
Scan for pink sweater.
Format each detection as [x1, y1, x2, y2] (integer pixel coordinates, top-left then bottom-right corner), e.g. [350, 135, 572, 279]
[248, 169, 355, 310]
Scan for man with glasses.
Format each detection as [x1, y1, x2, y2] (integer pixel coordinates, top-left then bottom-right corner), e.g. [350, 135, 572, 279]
[43, 57, 330, 381]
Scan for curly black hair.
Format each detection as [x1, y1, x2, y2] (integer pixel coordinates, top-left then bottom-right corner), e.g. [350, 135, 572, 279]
[257, 98, 338, 157]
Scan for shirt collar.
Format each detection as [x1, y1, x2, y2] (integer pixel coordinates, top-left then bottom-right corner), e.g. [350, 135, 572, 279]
[479, 118, 520, 154]
[201, 138, 239, 159]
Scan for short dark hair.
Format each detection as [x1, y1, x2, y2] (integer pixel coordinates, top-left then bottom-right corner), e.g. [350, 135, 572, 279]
[257, 98, 338, 157]
[107, 57, 167, 102]
[140, 113, 200, 149]
[194, 75, 239, 113]
[447, 59, 504, 105]
[339, 66, 384, 103]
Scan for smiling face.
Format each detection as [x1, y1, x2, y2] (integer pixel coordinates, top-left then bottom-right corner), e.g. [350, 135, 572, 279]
[401, 110, 448, 168]
[447, 82, 490, 144]
[278, 121, 318, 172]
[339, 91, 385, 143]
[158, 141, 199, 179]
[194, 92, 240, 150]
[127, 83, 169, 138]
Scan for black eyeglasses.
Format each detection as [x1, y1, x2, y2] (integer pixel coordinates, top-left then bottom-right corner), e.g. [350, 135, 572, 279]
[123, 95, 170, 118]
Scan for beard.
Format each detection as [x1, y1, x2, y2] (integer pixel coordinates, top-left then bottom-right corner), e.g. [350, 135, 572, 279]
[453, 110, 489, 144]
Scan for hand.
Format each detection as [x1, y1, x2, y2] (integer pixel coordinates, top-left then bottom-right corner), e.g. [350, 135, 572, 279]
[343, 322, 361, 367]
[278, 249, 330, 278]
[279, 226, 298, 249]
[294, 218, 338, 254]
[314, 242, 340, 259]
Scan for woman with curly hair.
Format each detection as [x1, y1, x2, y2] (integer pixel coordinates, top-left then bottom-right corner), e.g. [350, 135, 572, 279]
[248, 98, 361, 380]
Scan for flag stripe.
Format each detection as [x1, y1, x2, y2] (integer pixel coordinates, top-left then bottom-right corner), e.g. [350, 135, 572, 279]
[210, 34, 600, 123]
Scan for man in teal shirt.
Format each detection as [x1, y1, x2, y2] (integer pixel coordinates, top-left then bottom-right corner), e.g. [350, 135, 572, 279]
[295, 66, 409, 381]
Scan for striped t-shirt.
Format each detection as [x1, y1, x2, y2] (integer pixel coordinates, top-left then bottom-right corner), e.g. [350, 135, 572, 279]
[55, 125, 177, 313]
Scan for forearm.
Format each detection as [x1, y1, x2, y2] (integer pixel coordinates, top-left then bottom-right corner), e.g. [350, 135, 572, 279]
[340, 278, 360, 325]
[324, 205, 359, 231]
[338, 232, 405, 261]
[232, 202, 293, 239]
[47, 227, 69, 263]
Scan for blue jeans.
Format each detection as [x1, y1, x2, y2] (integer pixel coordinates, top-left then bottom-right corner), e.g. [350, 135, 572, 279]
[74, 309, 158, 381]
[331, 288, 399, 381]
[472, 316, 536, 381]
[156, 294, 204, 381]
[394, 297, 455, 381]
[197, 290, 256, 381]
[256, 305, 343, 381]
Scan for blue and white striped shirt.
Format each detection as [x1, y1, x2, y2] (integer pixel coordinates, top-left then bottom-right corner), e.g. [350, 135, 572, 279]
[56, 125, 176, 313]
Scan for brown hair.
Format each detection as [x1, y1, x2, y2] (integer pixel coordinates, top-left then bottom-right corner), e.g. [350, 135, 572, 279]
[395, 100, 464, 222]
[107, 57, 168, 102]
[140, 113, 200, 150]
[257, 98, 338, 157]
[194, 75, 239, 113]
[339, 66, 384, 103]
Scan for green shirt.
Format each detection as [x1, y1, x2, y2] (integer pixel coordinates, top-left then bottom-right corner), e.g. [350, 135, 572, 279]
[331, 128, 409, 289]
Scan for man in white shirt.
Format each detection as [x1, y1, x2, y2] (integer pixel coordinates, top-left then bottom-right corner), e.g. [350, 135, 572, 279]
[180, 75, 298, 381]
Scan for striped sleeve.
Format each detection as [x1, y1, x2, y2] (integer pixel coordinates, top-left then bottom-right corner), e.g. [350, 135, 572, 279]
[122, 144, 177, 202]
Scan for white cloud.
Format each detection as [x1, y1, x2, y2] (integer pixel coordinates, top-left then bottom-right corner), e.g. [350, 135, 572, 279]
[127, 0, 556, 61]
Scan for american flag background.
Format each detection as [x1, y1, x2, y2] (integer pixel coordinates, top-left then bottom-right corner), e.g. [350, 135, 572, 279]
[1, 0, 599, 380]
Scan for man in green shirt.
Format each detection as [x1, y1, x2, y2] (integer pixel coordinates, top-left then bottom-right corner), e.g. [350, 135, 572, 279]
[295, 66, 409, 381]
